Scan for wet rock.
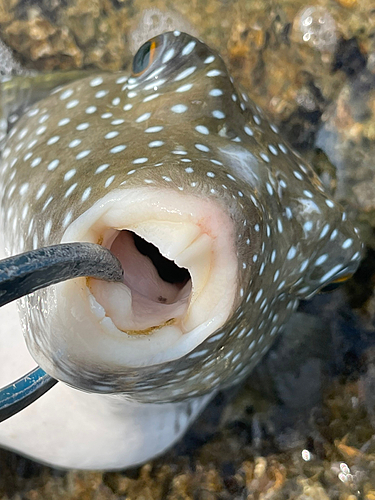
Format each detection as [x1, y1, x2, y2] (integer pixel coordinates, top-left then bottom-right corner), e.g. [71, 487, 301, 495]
[3, 16, 83, 70]
[333, 37, 367, 77]
[315, 58, 375, 247]
[0, 39, 24, 76]
[292, 6, 338, 53]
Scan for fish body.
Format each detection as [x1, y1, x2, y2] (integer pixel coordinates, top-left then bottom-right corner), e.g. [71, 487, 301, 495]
[0, 32, 362, 469]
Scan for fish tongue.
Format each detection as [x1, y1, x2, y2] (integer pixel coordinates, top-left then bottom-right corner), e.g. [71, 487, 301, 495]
[90, 279, 189, 332]
[89, 230, 192, 332]
[175, 234, 213, 331]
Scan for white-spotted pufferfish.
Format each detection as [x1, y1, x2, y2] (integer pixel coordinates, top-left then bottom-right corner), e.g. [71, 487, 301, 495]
[0, 32, 362, 469]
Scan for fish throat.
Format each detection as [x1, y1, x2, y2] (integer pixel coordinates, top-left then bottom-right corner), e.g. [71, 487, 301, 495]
[133, 233, 190, 287]
[92, 230, 192, 335]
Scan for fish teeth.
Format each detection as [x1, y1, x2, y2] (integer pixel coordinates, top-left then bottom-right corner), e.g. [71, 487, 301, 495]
[91, 281, 132, 325]
[100, 315, 120, 334]
[175, 234, 212, 330]
[88, 292, 106, 321]
[132, 221, 201, 261]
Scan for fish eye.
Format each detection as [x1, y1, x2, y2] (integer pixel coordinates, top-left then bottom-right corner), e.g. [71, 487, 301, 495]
[132, 38, 161, 76]
[319, 273, 353, 293]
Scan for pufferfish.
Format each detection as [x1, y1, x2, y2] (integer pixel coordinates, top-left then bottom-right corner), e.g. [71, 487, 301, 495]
[0, 31, 362, 470]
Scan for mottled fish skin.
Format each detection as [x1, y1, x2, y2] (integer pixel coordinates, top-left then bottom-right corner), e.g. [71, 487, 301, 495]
[0, 31, 362, 403]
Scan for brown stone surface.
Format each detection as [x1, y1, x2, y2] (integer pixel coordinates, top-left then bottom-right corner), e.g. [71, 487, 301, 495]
[0, 376, 374, 499]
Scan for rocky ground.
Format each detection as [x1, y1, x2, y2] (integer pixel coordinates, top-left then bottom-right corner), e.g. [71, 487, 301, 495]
[1, 0, 375, 498]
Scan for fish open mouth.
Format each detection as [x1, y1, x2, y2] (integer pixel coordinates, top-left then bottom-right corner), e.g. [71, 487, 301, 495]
[59, 187, 238, 367]
[89, 230, 192, 334]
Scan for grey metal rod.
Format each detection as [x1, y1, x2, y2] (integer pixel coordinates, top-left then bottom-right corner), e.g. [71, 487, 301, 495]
[0, 242, 124, 421]
[0, 242, 124, 307]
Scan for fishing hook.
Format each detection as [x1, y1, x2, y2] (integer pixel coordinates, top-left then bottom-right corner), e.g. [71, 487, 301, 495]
[0, 243, 123, 422]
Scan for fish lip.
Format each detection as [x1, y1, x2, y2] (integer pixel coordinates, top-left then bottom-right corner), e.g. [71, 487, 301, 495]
[25, 187, 239, 392]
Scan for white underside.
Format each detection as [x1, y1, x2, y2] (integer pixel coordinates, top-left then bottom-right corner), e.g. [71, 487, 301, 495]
[0, 243, 214, 470]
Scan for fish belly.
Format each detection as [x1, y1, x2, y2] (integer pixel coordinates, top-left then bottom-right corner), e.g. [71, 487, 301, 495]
[0, 242, 213, 469]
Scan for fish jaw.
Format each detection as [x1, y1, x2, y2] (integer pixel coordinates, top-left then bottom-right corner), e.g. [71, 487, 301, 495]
[21, 187, 239, 390]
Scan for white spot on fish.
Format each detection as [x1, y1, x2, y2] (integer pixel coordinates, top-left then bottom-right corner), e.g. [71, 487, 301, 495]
[60, 89, 74, 100]
[66, 100, 79, 109]
[195, 125, 209, 135]
[64, 169, 76, 181]
[148, 141, 164, 148]
[86, 106, 97, 114]
[171, 104, 188, 114]
[95, 90, 108, 99]
[31, 157, 41, 168]
[35, 184, 46, 200]
[145, 126, 163, 133]
[64, 183, 77, 198]
[133, 157, 148, 164]
[182, 41, 196, 56]
[19, 183, 29, 196]
[209, 89, 223, 97]
[76, 150, 91, 159]
[110, 145, 126, 154]
[195, 144, 210, 152]
[105, 175, 115, 188]
[342, 238, 353, 249]
[143, 93, 160, 102]
[162, 48, 175, 63]
[95, 164, 110, 174]
[62, 211, 73, 228]
[136, 112, 151, 123]
[176, 83, 193, 93]
[81, 187, 91, 202]
[204, 55, 215, 64]
[43, 219, 52, 240]
[47, 136, 60, 145]
[90, 76, 104, 87]
[212, 110, 225, 119]
[105, 131, 119, 139]
[47, 159, 59, 171]
[76, 123, 89, 130]
[36, 126, 47, 135]
[206, 69, 222, 77]
[175, 67, 197, 82]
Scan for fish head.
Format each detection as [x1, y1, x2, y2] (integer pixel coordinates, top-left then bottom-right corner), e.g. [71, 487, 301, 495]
[125, 31, 362, 294]
[0, 32, 362, 403]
